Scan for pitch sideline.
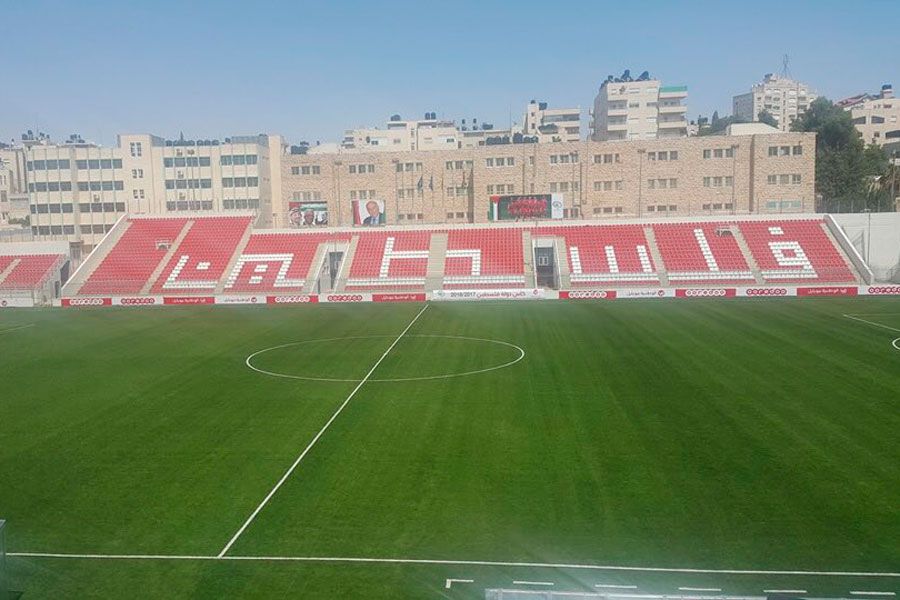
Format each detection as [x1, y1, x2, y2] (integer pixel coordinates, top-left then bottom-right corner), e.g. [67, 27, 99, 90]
[8, 551, 900, 578]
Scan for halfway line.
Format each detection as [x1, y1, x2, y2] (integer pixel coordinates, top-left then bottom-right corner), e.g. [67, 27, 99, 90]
[217, 303, 430, 557]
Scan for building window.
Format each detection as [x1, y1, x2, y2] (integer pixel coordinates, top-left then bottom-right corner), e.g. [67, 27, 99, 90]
[130, 142, 142, 157]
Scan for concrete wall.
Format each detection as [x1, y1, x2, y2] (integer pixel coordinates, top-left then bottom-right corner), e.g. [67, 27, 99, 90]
[832, 212, 900, 282]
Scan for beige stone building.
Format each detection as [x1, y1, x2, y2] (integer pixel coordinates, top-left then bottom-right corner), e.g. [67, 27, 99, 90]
[280, 131, 816, 228]
[523, 101, 581, 143]
[340, 104, 582, 154]
[22, 133, 283, 255]
[591, 72, 688, 141]
[0, 145, 29, 223]
[839, 84, 899, 146]
[733, 73, 817, 131]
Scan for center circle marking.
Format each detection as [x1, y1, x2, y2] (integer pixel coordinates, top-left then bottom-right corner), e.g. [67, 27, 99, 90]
[245, 334, 526, 382]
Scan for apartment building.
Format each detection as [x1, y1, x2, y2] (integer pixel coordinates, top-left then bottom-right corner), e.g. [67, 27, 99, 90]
[523, 101, 581, 143]
[0, 145, 29, 222]
[838, 84, 899, 146]
[22, 133, 283, 254]
[590, 71, 689, 142]
[280, 131, 816, 228]
[733, 73, 817, 131]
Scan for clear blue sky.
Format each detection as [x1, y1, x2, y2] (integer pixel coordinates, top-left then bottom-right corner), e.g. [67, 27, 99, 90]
[2, 0, 896, 147]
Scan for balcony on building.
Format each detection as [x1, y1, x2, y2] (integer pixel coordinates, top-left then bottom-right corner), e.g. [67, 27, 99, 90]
[658, 85, 688, 100]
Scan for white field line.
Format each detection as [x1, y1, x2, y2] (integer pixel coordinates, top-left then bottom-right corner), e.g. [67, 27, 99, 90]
[763, 591, 808, 594]
[850, 593, 896, 597]
[596, 584, 639, 589]
[8, 551, 900, 578]
[0, 323, 35, 335]
[445, 578, 474, 589]
[514, 580, 555, 586]
[843, 314, 900, 334]
[892, 338, 900, 351]
[217, 304, 430, 557]
[245, 334, 525, 383]
[679, 587, 723, 592]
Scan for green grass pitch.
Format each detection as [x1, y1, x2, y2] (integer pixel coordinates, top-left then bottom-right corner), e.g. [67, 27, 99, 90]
[1, 299, 898, 598]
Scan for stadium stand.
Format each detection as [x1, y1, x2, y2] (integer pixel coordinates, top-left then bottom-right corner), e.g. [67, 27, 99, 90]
[150, 216, 252, 293]
[539, 224, 660, 286]
[444, 228, 527, 288]
[225, 232, 348, 292]
[346, 231, 431, 289]
[80, 217, 189, 295]
[0, 254, 65, 290]
[739, 220, 856, 283]
[63, 214, 863, 299]
[652, 223, 754, 283]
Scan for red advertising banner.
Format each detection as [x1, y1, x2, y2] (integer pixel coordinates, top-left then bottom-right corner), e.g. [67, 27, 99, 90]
[675, 288, 737, 298]
[372, 293, 426, 302]
[62, 297, 112, 307]
[796, 286, 858, 297]
[266, 295, 319, 304]
[559, 290, 617, 300]
[163, 296, 215, 305]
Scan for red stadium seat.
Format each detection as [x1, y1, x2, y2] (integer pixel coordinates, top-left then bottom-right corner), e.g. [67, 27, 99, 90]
[0, 254, 64, 291]
[151, 217, 252, 293]
[81, 218, 189, 295]
[443, 228, 526, 288]
[345, 231, 431, 290]
[739, 220, 855, 283]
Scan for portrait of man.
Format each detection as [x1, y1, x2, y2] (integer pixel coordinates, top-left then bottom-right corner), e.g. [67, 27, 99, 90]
[363, 200, 382, 225]
[353, 199, 385, 226]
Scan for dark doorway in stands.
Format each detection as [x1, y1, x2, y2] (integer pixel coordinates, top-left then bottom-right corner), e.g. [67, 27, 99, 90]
[534, 246, 558, 289]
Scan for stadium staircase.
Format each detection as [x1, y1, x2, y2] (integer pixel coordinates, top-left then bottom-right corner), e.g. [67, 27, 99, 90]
[0, 259, 17, 286]
[425, 233, 449, 291]
[332, 235, 359, 292]
[215, 224, 254, 294]
[140, 220, 194, 294]
[642, 226, 670, 287]
[521, 230, 536, 287]
[62, 215, 131, 296]
[729, 226, 764, 284]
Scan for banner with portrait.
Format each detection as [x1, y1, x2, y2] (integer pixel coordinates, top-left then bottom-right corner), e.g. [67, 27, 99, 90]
[351, 199, 386, 226]
[288, 202, 329, 227]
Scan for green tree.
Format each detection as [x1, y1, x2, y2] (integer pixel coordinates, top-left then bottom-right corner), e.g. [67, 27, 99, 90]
[791, 97, 891, 212]
[698, 114, 746, 136]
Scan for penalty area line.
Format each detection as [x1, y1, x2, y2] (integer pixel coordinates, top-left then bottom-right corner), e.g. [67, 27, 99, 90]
[8, 552, 900, 578]
[216, 303, 430, 558]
